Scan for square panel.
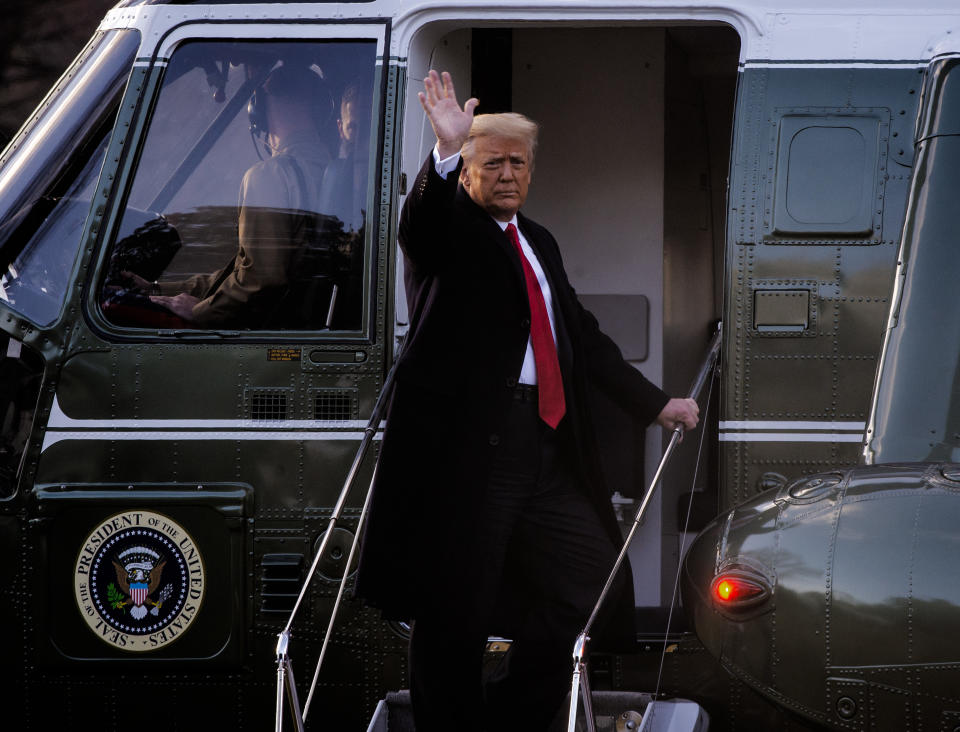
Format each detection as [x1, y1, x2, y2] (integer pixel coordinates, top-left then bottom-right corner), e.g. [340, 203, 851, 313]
[768, 109, 888, 241]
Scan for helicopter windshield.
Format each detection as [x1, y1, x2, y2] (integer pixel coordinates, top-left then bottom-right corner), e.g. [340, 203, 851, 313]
[0, 30, 139, 327]
[99, 39, 378, 332]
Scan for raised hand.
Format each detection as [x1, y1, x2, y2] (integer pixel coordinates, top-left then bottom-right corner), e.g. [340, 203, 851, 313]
[418, 70, 479, 158]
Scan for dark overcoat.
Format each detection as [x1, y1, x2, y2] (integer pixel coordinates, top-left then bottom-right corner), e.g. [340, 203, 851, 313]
[355, 154, 669, 627]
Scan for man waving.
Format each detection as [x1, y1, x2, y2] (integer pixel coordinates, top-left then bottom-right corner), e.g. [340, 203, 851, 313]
[357, 70, 699, 731]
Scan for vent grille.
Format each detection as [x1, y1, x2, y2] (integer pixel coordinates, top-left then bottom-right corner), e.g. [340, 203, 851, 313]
[251, 392, 288, 421]
[260, 553, 303, 614]
[313, 389, 357, 421]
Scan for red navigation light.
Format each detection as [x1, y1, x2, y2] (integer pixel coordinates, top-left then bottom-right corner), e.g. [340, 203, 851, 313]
[710, 570, 769, 611]
[715, 578, 737, 602]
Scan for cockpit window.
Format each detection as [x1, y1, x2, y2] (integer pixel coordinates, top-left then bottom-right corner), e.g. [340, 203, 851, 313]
[0, 30, 139, 327]
[99, 39, 377, 333]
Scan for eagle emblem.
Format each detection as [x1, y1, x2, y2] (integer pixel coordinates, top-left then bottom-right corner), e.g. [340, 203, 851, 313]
[110, 546, 171, 620]
[75, 510, 205, 651]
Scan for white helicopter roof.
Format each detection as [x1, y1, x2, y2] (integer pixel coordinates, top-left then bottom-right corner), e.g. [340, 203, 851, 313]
[100, 0, 960, 66]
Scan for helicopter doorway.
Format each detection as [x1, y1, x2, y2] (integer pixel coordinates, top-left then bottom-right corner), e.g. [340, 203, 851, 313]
[401, 24, 738, 614]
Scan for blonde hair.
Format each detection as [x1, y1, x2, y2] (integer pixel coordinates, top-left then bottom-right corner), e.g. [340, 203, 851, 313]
[461, 112, 539, 165]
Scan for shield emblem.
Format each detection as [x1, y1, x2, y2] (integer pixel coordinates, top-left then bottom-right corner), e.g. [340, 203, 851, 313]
[130, 582, 148, 608]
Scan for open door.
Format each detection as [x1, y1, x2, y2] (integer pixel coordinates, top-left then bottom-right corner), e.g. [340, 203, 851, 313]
[400, 22, 738, 627]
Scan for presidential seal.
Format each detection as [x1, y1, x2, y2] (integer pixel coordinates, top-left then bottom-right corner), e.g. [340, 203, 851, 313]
[74, 510, 205, 652]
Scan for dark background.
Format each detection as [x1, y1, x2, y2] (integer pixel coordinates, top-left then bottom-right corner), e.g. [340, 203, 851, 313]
[0, 0, 118, 145]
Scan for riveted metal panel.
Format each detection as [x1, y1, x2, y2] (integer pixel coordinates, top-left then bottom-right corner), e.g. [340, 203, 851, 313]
[753, 289, 809, 332]
[722, 66, 920, 510]
[750, 279, 818, 336]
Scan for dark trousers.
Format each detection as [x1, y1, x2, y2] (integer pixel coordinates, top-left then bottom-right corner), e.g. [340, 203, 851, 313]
[409, 396, 620, 731]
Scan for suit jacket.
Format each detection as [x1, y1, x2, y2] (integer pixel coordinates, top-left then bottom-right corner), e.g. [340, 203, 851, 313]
[355, 154, 669, 628]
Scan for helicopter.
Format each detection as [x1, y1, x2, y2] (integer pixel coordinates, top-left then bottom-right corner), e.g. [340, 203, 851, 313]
[1, 0, 958, 729]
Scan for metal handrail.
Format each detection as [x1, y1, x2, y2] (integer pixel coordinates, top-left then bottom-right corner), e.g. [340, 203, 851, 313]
[566, 322, 722, 732]
[274, 338, 404, 731]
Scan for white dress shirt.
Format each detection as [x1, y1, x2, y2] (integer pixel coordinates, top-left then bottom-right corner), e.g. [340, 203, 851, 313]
[432, 146, 558, 385]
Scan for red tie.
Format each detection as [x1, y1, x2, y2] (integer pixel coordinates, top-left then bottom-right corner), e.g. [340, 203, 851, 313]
[506, 223, 566, 429]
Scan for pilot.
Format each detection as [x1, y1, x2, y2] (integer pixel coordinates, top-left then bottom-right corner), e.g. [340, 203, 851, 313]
[130, 64, 333, 328]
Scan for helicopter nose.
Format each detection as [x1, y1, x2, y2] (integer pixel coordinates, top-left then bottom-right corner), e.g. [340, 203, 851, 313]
[681, 465, 960, 730]
[681, 491, 781, 677]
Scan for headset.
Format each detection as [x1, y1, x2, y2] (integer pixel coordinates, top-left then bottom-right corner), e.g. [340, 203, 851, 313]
[248, 64, 334, 144]
[247, 87, 269, 140]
